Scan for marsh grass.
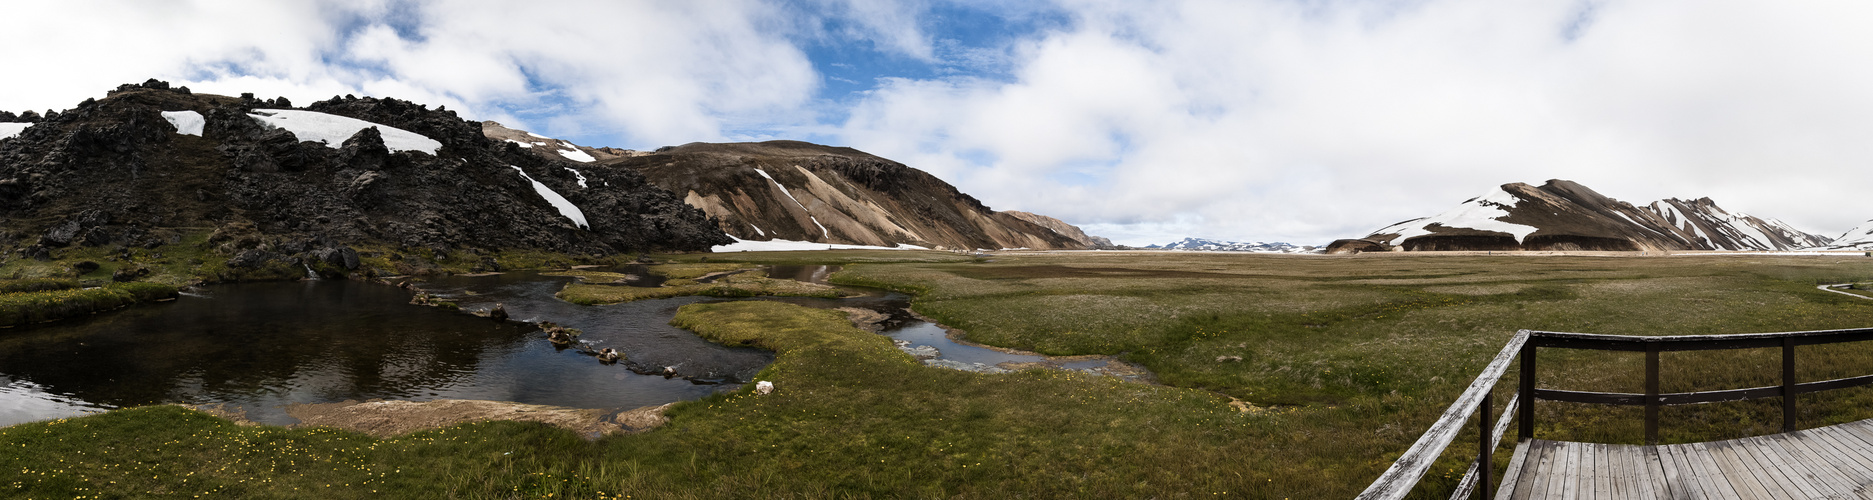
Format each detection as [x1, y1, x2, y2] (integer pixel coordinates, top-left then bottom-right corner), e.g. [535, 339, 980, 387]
[12, 252, 1873, 497]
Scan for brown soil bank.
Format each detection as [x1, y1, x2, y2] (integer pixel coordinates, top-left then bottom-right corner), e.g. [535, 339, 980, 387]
[203, 399, 670, 438]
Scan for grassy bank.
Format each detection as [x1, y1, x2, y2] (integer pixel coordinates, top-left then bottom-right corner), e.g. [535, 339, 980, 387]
[0, 281, 178, 328]
[9, 251, 1873, 497]
[555, 265, 854, 305]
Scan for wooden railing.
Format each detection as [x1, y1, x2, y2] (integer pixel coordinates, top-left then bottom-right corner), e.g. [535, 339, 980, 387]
[1358, 326, 1873, 500]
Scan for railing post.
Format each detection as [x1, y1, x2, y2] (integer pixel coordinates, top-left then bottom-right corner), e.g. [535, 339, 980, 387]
[1645, 342, 1660, 446]
[1784, 337, 1797, 433]
[1519, 340, 1535, 441]
[1480, 391, 1494, 500]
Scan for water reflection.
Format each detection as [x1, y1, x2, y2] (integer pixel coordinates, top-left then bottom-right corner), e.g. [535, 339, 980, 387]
[0, 264, 1131, 428]
[0, 279, 728, 426]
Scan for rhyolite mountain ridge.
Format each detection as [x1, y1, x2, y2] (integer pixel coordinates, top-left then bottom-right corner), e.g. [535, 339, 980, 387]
[1327, 180, 1832, 253]
[0, 80, 731, 278]
[0, 80, 1103, 283]
[492, 124, 1101, 251]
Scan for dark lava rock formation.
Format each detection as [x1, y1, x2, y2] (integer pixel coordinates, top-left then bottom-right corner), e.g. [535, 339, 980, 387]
[1329, 179, 1829, 253]
[0, 80, 728, 277]
[608, 140, 1088, 251]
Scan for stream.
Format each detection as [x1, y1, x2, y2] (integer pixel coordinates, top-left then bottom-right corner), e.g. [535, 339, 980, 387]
[0, 265, 1136, 428]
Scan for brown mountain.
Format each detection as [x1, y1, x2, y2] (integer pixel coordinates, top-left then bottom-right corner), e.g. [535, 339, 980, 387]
[607, 141, 1089, 250]
[1002, 211, 1116, 249]
[1327, 180, 1829, 253]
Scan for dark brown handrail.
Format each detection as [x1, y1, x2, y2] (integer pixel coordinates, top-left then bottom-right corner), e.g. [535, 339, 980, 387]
[1520, 327, 1873, 445]
[1363, 326, 1873, 500]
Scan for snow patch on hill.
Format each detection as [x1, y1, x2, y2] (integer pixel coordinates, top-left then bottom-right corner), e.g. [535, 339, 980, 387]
[248, 109, 442, 154]
[160, 111, 204, 136]
[0, 123, 31, 140]
[1378, 187, 1540, 243]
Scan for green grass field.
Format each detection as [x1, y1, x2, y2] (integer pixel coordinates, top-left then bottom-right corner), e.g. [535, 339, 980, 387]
[9, 250, 1873, 498]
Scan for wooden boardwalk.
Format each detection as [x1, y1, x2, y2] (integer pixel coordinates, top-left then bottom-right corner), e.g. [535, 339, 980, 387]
[1497, 419, 1873, 499]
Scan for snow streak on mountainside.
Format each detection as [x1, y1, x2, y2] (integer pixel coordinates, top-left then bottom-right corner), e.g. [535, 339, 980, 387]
[617, 141, 1090, 251]
[481, 121, 645, 164]
[1328, 180, 1831, 253]
[1146, 237, 1315, 253]
[1827, 220, 1873, 249]
[478, 127, 1109, 251]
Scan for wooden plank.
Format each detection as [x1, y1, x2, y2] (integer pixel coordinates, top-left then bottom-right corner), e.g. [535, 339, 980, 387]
[1603, 445, 1618, 498]
[1496, 440, 1533, 500]
[1708, 443, 1760, 500]
[1682, 443, 1733, 500]
[1767, 432, 1854, 498]
[1746, 434, 1828, 500]
[1587, 442, 1603, 500]
[1658, 444, 1702, 500]
[1631, 445, 1660, 500]
[1795, 427, 1873, 490]
[1643, 447, 1675, 500]
[1611, 445, 1638, 500]
[1730, 436, 1799, 500]
[1542, 440, 1566, 500]
[1722, 438, 1792, 500]
[1804, 427, 1873, 479]
[1561, 440, 1582, 500]
[1703, 442, 1765, 500]
[1777, 432, 1861, 498]
[1533, 440, 1560, 500]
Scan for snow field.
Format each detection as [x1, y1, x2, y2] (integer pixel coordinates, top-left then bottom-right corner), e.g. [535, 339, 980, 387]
[160, 111, 205, 136]
[248, 110, 442, 154]
[1379, 187, 1539, 243]
[0, 123, 31, 140]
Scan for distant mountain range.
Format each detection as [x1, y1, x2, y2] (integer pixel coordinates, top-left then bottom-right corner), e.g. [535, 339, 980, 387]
[1327, 180, 1834, 253]
[1145, 238, 1315, 253]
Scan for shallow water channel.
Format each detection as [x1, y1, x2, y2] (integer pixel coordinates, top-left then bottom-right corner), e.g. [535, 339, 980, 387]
[0, 265, 1121, 428]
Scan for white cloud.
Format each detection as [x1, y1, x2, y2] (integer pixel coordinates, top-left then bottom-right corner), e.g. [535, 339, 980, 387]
[0, 0, 818, 149]
[8, 0, 1873, 247]
[833, 0, 1873, 245]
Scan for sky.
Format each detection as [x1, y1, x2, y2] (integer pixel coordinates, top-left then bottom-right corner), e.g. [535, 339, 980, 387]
[4, 0, 1873, 246]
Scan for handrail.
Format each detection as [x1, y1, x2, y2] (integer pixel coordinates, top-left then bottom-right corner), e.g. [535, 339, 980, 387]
[1520, 326, 1873, 445]
[1362, 325, 1873, 499]
[1355, 330, 1527, 500]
